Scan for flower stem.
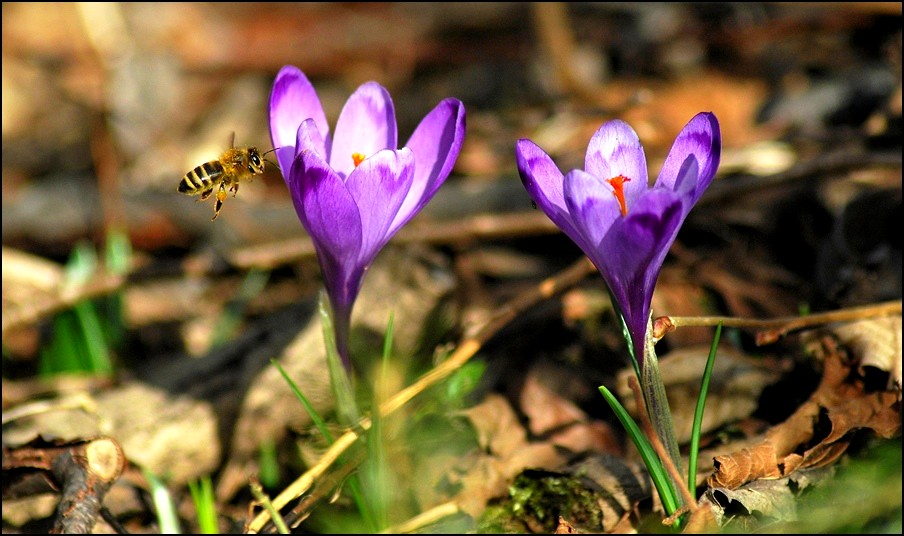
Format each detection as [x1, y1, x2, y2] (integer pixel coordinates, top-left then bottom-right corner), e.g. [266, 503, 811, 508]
[639, 314, 685, 507]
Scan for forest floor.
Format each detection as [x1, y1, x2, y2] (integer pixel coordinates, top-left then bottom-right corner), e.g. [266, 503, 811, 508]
[2, 3, 901, 534]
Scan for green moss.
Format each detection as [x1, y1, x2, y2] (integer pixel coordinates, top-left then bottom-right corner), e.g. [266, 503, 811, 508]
[478, 469, 606, 533]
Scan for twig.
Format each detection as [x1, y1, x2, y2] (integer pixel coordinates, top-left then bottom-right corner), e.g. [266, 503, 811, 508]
[245, 256, 597, 533]
[248, 478, 289, 535]
[381, 501, 462, 534]
[656, 299, 902, 345]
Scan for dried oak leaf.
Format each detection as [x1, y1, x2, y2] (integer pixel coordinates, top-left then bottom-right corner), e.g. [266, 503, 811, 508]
[832, 316, 902, 390]
[707, 336, 901, 490]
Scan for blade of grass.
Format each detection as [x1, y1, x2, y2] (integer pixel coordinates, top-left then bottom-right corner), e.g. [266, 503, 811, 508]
[599, 385, 680, 516]
[188, 476, 219, 534]
[272, 351, 374, 531]
[143, 468, 182, 534]
[687, 321, 722, 497]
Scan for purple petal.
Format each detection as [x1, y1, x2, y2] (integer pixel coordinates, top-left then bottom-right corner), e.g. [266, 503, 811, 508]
[345, 147, 415, 265]
[389, 98, 466, 235]
[269, 65, 330, 177]
[585, 120, 649, 211]
[291, 119, 327, 187]
[563, 169, 622, 258]
[655, 112, 721, 203]
[289, 149, 362, 308]
[670, 155, 700, 205]
[599, 189, 684, 358]
[516, 139, 583, 244]
[330, 82, 397, 179]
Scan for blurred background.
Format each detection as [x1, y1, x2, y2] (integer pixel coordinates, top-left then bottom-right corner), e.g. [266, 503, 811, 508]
[2, 2, 901, 533]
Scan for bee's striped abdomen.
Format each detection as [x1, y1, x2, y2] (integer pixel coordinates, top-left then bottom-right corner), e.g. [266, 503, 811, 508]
[179, 160, 224, 194]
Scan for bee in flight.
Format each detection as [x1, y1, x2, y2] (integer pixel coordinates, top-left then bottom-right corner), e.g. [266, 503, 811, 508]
[178, 135, 275, 220]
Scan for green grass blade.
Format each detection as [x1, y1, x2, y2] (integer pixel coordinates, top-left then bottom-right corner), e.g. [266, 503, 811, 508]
[187, 476, 218, 534]
[271, 358, 334, 443]
[143, 468, 182, 534]
[257, 438, 280, 490]
[599, 385, 680, 516]
[688, 321, 722, 498]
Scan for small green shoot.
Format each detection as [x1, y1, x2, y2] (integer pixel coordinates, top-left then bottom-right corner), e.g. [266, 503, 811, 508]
[187, 475, 219, 534]
[143, 468, 182, 534]
[257, 438, 281, 490]
[598, 385, 680, 517]
[688, 321, 722, 497]
[39, 240, 115, 376]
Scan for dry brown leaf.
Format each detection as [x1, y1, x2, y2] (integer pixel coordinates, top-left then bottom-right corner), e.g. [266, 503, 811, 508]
[707, 336, 902, 490]
[454, 394, 566, 518]
[705, 467, 835, 530]
[462, 392, 528, 458]
[710, 443, 782, 489]
[831, 316, 903, 390]
[520, 368, 590, 437]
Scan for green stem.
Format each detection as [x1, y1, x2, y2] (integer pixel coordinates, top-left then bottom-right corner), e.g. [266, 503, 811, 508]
[640, 314, 685, 507]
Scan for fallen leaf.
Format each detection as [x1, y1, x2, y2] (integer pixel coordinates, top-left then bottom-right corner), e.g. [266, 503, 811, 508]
[707, 335, 902, 490]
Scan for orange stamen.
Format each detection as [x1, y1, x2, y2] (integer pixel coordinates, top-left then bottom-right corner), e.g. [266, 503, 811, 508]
[352, 152, 366, 167]
[606, 175, 631, 216]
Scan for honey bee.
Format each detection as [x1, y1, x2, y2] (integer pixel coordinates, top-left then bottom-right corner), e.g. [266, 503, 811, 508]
[178, 137, 274, 220]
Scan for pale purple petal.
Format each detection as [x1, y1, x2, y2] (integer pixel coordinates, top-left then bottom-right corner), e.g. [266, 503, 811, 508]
[669, 155, 700, 206]
[346, 147, 414, 265]
[389, 98, 466, 235]
[289, 149, 362, 309]
[516, 139, 583, 243]
[330, 82, 397, 179]
[655, 112, 721, 203]
[563, 169, 622, 257]
[293, 119, 326, 180]
[269, 65, 330, 176]
[585, 120, 649, 210]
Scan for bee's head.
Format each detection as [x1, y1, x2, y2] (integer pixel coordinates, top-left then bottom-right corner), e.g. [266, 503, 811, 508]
[248, 147, 265, 174]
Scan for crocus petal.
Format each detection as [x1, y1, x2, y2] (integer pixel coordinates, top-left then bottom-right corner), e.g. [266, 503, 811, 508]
[269, 65, 331, 176]
[563, 169, 622, 258]
[292, 119, 326, 188]
[585, 120, 649, 210]
[599, 190, 684, 356]
[670, 156, 700, 207]
[656, 112, 721, 203]
[289, 149, 362, 309]
[389, 98, 466, 235]
[346, 147, 415, 265]
[330, 82, 397, 179]
[516, 139, 584, 244]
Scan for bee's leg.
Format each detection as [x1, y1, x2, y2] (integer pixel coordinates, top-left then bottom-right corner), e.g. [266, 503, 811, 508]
[198, 188, 214, 202]
[212, 182, 228, 220]
[230, 183, 240, 198]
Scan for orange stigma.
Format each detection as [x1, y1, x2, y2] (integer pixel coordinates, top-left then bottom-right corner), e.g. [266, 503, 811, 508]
[352, 152, 366, 167]
[606, 175, 631, 216]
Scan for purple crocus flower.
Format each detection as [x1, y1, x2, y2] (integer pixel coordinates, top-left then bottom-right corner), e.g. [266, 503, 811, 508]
[516, 112, 720, 368]
[269, 65, 466, 371]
